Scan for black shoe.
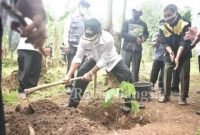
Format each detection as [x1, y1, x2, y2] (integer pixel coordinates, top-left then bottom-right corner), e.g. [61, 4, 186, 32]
[64, 100, 79, 108]
[65, 85, 73, 95]
[196, 109, 200, 115]
[172, 91, 179, 96]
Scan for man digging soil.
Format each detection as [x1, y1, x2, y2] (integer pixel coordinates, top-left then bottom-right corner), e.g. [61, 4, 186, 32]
[64, 18, 133, 111]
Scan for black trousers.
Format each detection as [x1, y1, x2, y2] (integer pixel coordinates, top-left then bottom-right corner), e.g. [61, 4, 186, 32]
[0, 17, 6, 135]
[67, 46, 77, 78]
[150, 60, 164, 91]
[171, 70, 180, 92]
[68, 59, 133, 107]
[17, 50, 42, 93]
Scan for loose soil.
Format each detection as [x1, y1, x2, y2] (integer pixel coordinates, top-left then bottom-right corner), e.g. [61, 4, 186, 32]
[4, 75, 200, 135]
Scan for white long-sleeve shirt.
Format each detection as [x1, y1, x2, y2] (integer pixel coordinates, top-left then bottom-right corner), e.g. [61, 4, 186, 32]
[72, 31, 122, 72]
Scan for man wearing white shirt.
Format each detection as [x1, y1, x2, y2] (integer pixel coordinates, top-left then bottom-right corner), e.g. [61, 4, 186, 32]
[17, 36, 42, 99]
[64, 18, 133, 109]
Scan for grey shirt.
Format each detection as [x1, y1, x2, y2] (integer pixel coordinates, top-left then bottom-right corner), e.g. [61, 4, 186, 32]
[152, 32, 165, 61]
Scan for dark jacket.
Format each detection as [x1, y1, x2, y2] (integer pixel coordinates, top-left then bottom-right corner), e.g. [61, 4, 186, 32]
[159, 17, 192, 63]
[121, 18, 149, 52]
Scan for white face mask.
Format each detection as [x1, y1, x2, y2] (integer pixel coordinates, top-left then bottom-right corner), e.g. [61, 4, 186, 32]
[79, 7, 87, 16]
[81, 34, 100, 46]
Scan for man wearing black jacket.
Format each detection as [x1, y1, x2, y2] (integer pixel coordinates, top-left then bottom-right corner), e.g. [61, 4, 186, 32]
[159, 4, 191, 105]
[121, 8, 149, 82]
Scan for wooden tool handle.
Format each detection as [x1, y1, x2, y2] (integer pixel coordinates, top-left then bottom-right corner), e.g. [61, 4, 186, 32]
[24, 77, 83, 95]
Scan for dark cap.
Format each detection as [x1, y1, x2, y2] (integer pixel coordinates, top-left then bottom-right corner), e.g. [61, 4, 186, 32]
[79, 0, 91, 8]
[83, 18, 101, 40]
[132, 8, 143, 16]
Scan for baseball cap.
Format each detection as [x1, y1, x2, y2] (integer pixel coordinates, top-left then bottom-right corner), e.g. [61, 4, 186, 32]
[132, 6, 143, 15]
[82, 18, 101, 41]
[79, 0, 91, 8]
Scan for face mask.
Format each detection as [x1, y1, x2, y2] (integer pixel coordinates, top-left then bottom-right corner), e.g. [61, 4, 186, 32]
[81, 34, 100, 46]
[132, 13, 140, 21]
[165, 12, 178, 25]
[79, 7, 87, 16]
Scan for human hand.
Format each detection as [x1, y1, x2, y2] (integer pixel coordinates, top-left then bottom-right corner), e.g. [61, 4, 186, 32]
[21, 15, 47, 48]
[184, 27, 198, 41]
[174, 57, 179, 70]
[82, 72, 93, 81]
[136, 37, 144, 45]
[63, 75, 71, 84]
[64, 47, 70, 54]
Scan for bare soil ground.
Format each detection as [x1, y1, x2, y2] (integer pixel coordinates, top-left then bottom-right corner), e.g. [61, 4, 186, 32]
[4, 75, 200, 135]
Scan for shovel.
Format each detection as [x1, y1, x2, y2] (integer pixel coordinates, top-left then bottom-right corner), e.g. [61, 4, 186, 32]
[18, 76, 83, 114]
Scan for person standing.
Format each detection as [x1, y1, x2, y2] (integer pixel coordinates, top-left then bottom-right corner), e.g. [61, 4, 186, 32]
[63, 0, 91, 94]
[121, 8, 149, 82]
[184, 23, 200, 114]
[159, 4, 192, 105]
[150, 32, 165, 101]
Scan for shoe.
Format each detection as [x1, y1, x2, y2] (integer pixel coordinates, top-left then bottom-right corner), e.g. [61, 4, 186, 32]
[120, 106, 131, 113]
[65, 85, 73, 95]
[158, 95, 170, 103]
[64, 100, 79, 108]
[196, 109, 200, 115]
[18, 93, 26, 100]
[172, 91, 179, 96]
[178, 97, 187, 105]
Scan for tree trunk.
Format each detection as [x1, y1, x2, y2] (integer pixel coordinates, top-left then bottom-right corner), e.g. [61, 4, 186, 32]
[105, 0, 113, 33]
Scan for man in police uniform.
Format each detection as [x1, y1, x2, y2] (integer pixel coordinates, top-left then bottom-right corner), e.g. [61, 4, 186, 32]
[159, 4, 191, 105]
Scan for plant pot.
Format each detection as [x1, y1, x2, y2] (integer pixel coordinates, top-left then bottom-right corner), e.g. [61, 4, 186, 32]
[133, 82, 153, 101]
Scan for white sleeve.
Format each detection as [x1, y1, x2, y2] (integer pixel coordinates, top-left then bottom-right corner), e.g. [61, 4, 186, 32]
[96, 41, 114, 69]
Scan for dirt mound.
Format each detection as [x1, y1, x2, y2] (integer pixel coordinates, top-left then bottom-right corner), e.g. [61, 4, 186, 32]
[80, 100, 150, 130]
[5, 100, 100, 135]
[5, 99, 150, 135]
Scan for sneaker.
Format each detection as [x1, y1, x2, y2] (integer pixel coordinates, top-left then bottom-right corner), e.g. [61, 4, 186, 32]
[158, 95, 170, 103]
[63, 100, 79, 108]
[120, 106, 131, 113]
[178, 98, 187, 105]
[18, 93, 26, 100]
[65, 85, 73, 95]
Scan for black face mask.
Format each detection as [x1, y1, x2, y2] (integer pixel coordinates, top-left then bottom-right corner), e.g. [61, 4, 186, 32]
[165, 14, 179, 25]
[132, 13, 140, 21]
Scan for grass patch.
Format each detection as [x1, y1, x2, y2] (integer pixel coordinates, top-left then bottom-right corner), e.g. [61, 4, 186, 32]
[3, 91, 19, 106]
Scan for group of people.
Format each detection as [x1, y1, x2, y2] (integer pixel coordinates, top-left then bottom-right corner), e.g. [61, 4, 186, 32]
[1, 0, 200, 134]
[62, 1, 200, 114]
